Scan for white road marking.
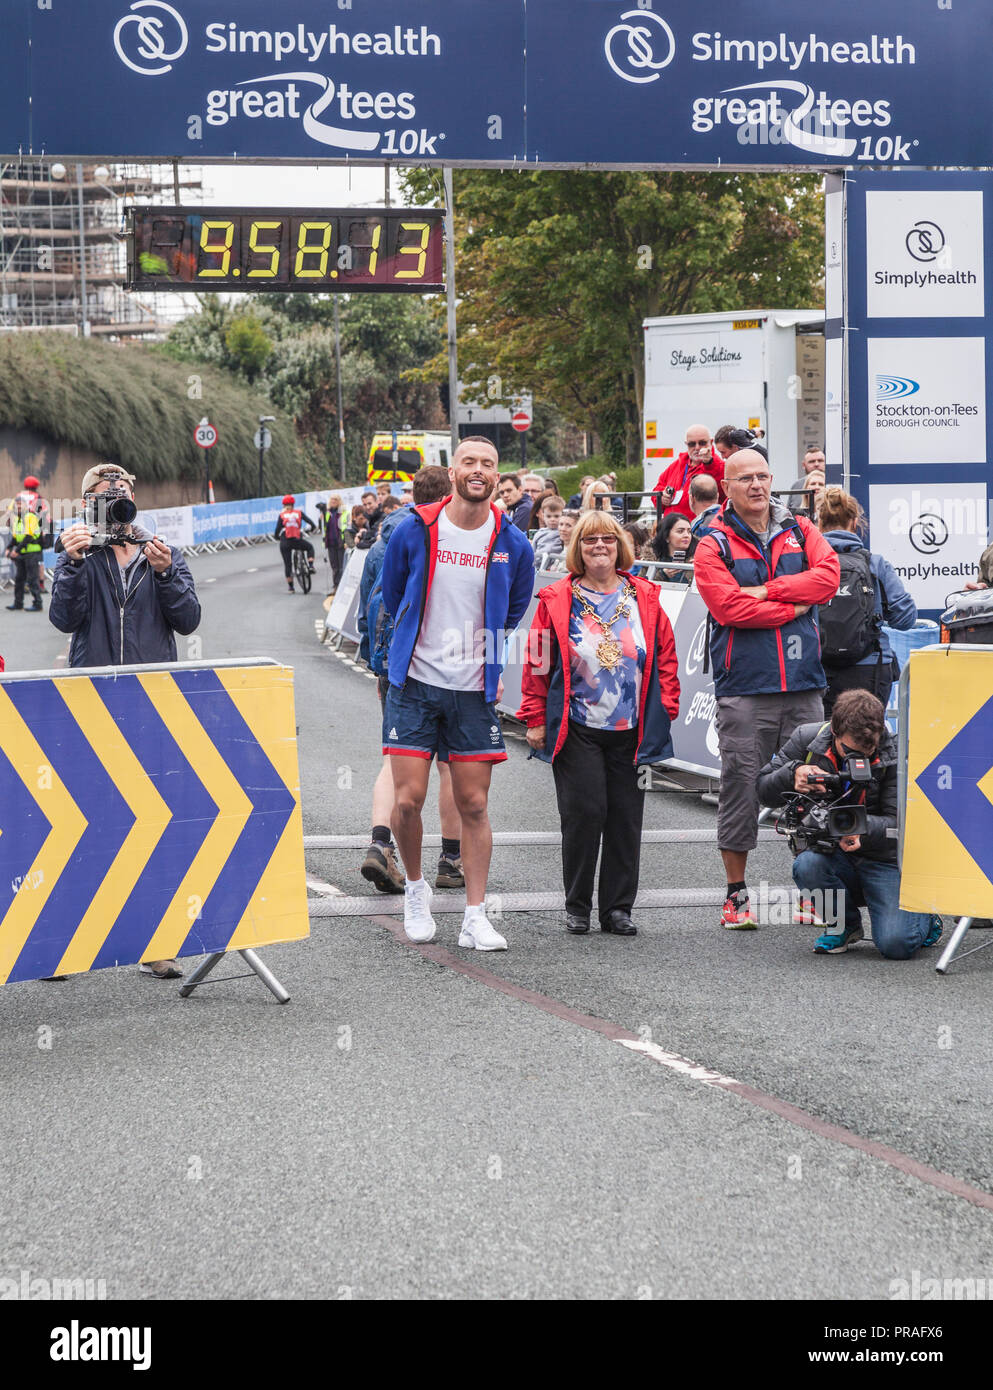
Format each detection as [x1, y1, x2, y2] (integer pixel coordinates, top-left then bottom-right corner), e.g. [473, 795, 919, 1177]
[246, 567, 258, 573]
[616, 1039, 739, 1088]
[306, 875, 345, 898]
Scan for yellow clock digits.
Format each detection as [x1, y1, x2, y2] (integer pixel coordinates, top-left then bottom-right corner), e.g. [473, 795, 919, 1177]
[198, 220, 235, 277]
[294, 221, 333, 278]
[248, 220, 282, 277]
[395, 221, 430, 279]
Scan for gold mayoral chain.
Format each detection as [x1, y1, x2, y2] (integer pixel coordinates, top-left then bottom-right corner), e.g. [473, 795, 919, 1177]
[572, 580, 636, 672]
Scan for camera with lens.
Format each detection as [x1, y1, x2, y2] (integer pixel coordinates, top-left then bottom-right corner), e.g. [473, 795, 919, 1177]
[83, 485, 139, 548]
[777, 754, 872, 854]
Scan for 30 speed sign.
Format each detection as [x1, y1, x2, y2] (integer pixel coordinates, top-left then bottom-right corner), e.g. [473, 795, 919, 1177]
[194, 420, 219, 449]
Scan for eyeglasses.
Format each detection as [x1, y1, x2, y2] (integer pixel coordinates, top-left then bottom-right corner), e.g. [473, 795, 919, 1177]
[686, 439, 710, 447]
[580, 535, 618, 546]
[728, 473, 772, 486]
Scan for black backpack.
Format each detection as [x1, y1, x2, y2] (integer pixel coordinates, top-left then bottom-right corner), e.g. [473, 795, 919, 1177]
[819, 548, 880, 667]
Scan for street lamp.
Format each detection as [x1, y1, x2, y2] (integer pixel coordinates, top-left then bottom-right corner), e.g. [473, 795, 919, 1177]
[257, 416, 275, 497]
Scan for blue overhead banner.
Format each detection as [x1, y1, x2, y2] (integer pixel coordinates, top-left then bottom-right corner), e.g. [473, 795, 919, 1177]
[526, 1, 993, 168]
[21, 0, 526, 163]
[3, 1, 991, 168]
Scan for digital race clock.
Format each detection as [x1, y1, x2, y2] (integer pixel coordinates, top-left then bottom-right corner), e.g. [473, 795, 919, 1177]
[126, 206, 445, 294]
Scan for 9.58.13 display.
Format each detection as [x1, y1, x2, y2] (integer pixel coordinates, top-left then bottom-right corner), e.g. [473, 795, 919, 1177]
[126, 206, 445, 294]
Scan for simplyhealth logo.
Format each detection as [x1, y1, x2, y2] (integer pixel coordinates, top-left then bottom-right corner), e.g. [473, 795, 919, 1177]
[114, 0, 188, 75]
[604, 9, 676, 84]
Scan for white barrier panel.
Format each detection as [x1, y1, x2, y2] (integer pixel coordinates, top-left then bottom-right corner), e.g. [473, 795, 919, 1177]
[325, 549, 369, 644]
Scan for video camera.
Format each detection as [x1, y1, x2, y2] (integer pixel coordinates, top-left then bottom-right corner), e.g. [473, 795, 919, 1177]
[776, 754, 872, 854]
[82, 485, 142, 549]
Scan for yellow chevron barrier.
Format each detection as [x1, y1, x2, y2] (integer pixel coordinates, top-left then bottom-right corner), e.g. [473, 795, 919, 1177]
[0, 660, 309, 985]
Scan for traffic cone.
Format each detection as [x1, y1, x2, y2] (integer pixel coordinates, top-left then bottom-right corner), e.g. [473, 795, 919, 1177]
[207, 479, 216, 504]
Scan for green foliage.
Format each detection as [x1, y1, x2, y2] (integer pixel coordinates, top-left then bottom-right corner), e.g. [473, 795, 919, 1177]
[0, 333, 315, 495]
[401, 168, 824, 465]
[223, 313, 272, 380]
[162, 292, 446, 483]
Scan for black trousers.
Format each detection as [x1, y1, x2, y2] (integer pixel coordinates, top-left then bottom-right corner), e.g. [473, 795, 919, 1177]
[12, 553, 41, 605]
[552, 721, 644, 922]
[280, 536, 314, 577]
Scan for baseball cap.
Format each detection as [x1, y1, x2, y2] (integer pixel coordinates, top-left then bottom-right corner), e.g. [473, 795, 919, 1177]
[80, 463, 136, 496]
[23, 475, 40, 490]
[282, 495, 295, 506]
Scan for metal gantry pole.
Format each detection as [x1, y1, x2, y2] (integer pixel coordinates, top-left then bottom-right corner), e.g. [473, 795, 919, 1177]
[444, 167, 458, 455]
[333, 293, 346, 484]
[75, 163, 89, 337]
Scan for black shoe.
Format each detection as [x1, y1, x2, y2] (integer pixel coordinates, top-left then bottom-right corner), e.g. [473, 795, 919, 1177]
[565, 913, 591, 934]
[601, 911, 637, 936]
[6, 603, 23, 611]
[29, 601, 43, 612]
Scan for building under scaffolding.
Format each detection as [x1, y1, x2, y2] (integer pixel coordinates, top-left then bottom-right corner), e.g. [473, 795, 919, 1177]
[0, 162, 201, 337]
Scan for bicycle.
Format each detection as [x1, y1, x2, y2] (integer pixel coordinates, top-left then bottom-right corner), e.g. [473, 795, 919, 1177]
[292, 545, 312, 594]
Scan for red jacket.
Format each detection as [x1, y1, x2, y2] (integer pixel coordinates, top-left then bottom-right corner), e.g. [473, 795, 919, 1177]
[693, 503, 841, 696]
[518, 572, 680, 765]
[652, 451, 726, 521]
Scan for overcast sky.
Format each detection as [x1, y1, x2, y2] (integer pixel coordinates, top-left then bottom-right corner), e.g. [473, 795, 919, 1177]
[202, 163, 405, 208]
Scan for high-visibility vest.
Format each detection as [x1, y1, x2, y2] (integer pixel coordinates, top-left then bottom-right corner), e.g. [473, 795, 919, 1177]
[11, 513, 41, 552]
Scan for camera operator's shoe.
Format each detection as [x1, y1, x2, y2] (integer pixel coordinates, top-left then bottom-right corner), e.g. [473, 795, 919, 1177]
[721, 890, 757, 929]
[813, 924, 864, 953]
[922, 915, 943, 949]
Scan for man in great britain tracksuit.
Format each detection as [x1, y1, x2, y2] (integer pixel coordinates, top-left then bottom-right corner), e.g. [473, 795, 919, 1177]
[380, 436, 535, 949]
[693, 450, 840, 930]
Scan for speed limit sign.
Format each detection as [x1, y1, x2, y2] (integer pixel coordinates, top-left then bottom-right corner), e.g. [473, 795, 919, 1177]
[194, 420, 218, 449]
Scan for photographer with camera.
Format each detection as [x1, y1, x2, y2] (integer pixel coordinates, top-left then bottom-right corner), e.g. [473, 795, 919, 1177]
[49, 465, 201, 980]
[757, 689, 942, 958]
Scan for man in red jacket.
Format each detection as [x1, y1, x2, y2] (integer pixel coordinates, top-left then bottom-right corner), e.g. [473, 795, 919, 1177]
[651, 424, 726, 522]
[693, 451, 840, 930]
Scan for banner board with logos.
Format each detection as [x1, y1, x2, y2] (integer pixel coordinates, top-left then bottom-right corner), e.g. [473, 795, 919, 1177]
[4, 2, 991, 169]
[841, 172, 992, 618]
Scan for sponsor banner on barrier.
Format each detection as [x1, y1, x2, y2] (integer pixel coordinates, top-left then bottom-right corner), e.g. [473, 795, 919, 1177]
[869, 482, 989, 614]
[865, 190, 985, 319]
[0, 662, 308, 984]
[137, 506, 195, 549]
[902, 647, 993, 917]
[866, 336, 987, 466]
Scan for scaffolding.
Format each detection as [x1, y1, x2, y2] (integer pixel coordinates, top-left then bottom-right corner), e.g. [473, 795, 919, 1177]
[0, 162, 202, 337]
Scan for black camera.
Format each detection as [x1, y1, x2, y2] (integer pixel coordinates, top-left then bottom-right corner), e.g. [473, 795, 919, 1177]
[777, 755, 872, 855]
[83, 485, 139, 548]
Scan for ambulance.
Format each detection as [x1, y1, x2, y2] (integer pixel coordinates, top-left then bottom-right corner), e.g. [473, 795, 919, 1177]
[366, 430, 453, 484]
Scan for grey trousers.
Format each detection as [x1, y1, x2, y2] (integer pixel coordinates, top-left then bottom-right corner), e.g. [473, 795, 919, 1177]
[716, 690, 825, 852]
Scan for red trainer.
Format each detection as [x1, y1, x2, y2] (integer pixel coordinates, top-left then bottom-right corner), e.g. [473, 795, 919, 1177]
[721, 890, 757, 930]
[792, 895, 827, 926]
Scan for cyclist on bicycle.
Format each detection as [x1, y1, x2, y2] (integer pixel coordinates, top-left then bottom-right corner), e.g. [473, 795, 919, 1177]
[275, 495, 317, 593]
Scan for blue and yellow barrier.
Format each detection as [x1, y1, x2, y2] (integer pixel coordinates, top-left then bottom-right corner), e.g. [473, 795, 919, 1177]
[901, 646, 993, 919]
[0, 661, 309, 984]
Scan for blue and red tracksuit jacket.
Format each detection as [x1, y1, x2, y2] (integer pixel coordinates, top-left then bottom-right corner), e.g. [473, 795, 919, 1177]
[693, 502, 840, 697]
[380, 495, 536, 703]
[517, 573, 680, 765]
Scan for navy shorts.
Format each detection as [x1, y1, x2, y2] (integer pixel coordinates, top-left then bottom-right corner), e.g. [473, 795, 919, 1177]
[383, 676, 506, 762]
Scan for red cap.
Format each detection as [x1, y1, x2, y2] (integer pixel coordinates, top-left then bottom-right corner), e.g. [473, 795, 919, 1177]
[282, 495, 295, 507]
[23, 475, 40, 490]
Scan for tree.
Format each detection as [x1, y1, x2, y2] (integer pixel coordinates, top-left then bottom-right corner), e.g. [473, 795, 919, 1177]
[402, 169, 824, 466]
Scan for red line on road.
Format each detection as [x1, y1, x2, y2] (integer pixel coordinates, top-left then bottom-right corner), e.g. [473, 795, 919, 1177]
[370, 914, 993, 1215]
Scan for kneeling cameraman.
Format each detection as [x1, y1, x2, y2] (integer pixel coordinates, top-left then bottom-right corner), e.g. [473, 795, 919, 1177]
[757, 689, 941, 958]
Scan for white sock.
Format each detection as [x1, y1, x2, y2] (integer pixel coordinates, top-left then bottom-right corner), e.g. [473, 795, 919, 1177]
[464, 903, 484, 918]
[406, 876, 424, 890]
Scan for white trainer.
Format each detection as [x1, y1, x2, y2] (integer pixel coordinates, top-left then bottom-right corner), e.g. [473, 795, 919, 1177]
[458, 910, 508, 951]
[403, 878, 437, 944]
